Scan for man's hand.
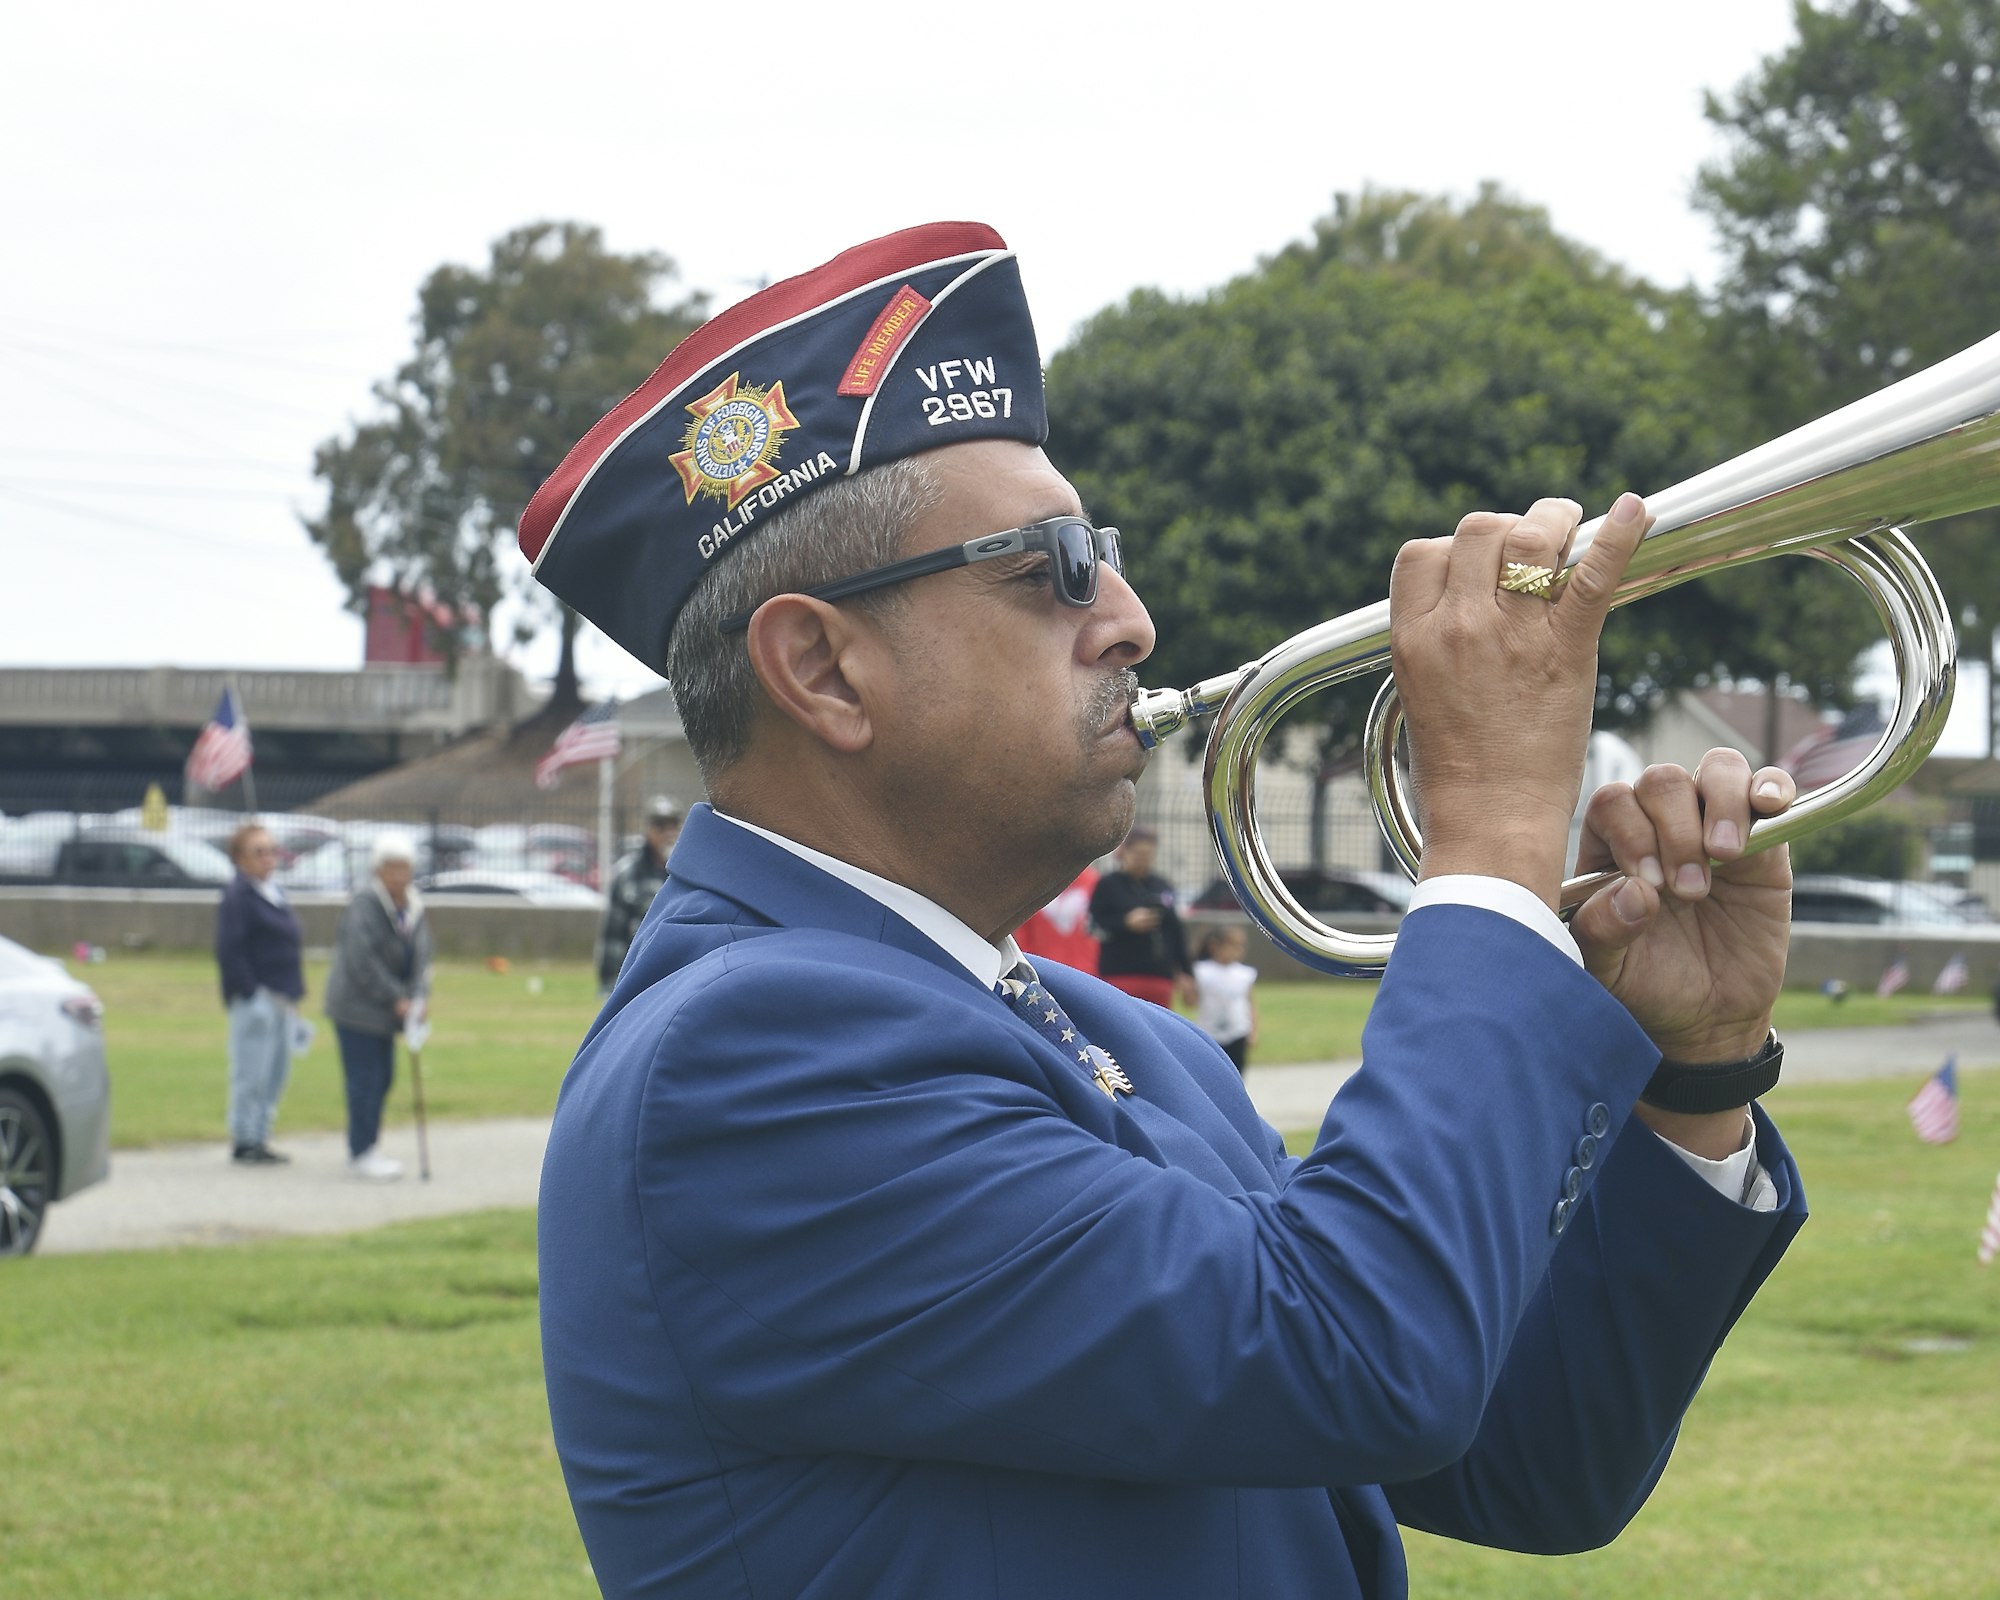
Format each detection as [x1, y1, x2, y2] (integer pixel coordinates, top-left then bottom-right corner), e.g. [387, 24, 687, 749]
[1124, 906, 1162, 933]
[1569, 751, 1796, 1065]
[1389, 493, 1651, 908]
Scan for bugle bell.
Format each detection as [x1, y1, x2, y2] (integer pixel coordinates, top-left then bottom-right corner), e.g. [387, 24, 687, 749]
[1130, 330, 2000, 976]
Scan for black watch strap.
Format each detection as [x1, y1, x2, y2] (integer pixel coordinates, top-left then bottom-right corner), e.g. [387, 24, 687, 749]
[1640, 1032, 1783, 1115]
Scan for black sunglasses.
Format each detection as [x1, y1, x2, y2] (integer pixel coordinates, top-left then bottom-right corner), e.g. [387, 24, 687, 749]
[717, 516, 1124, 634]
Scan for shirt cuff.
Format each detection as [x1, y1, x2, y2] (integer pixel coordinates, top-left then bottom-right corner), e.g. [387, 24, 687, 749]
[1661, 1111, 1777, 1211]
[1406, 874, 1581, 965]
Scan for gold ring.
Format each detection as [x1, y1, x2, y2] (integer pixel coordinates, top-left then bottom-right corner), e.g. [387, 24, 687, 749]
[1499, 562, 1557, 599]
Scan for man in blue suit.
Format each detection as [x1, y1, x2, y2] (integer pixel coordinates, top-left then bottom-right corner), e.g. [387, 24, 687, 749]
[523, 222, 1805, 1598]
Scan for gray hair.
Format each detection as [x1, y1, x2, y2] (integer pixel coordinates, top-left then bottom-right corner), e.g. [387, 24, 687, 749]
[665, 457, 943, 781]
[370, 830, 419, 870]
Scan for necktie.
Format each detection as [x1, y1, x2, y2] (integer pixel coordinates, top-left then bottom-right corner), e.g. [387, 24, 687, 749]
[997, 961, 1134, 1099]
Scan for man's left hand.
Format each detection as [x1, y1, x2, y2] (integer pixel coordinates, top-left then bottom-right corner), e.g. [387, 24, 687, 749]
[1569, 749, 1796, 1064]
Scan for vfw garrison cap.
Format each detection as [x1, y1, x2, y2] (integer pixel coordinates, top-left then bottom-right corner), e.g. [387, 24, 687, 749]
[519, 222, 1049, 675]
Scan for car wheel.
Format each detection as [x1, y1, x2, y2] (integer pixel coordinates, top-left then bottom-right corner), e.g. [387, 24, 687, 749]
[0, 1087, 54, 1257]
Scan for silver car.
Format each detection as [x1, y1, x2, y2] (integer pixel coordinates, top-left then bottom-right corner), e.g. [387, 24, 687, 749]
[0, 934, 111, 1255]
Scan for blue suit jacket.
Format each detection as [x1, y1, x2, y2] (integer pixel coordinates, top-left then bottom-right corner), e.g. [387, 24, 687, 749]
[539, 806, 1805, 1598]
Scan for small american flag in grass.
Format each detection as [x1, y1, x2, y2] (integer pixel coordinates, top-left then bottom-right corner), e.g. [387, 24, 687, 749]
[1979, 1172, 2000, 1267]
[1907, 1057, 1959, 1145]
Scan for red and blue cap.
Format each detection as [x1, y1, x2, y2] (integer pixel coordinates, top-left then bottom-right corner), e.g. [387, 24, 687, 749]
[519, 222, 1048, 674]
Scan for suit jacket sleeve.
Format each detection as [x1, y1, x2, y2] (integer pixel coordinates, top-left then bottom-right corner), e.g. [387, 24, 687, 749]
[617, 905, 1778, 1492]
[1384, 1103, 1805, 1552]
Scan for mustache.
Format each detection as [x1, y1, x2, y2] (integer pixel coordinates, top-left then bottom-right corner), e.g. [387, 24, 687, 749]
[1085, 669, 1142, 734]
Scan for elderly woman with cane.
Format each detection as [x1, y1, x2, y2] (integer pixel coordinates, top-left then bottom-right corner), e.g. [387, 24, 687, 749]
[324, 832, 433, 1181]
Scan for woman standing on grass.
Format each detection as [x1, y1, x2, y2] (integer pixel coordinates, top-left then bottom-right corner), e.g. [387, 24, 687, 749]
[214, 822, 305, 1165]
[324, 832, 432, 1181]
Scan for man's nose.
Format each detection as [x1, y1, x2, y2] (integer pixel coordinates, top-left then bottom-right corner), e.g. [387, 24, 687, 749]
[1091, 562, 1155, 664]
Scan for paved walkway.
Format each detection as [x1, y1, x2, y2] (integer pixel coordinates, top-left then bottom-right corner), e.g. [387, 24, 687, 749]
[38, 1013, 2000, 1256]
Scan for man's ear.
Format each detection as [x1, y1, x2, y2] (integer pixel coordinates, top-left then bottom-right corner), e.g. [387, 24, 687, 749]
[742, 596, 881, 755]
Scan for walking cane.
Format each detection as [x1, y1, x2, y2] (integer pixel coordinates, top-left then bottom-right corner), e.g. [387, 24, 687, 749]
[405, 999, 433, 1182]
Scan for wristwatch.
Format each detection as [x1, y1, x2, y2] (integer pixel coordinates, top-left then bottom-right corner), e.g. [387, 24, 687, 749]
[1640, 1031, 1783, 1114]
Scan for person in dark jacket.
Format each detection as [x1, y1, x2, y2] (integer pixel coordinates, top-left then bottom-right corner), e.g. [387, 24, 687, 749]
[214, 822, 305, 1165]
[596, 795, 681, 994]
[1090, 826, 1194, 1008]
[323, 831, 433, 1181]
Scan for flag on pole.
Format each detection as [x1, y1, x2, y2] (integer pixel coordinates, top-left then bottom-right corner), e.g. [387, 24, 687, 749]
[1932, 951, 1970, 995]
[1979, 1171, 2000, 1267]
[535, 699, 622, 790]
[1907, 1056, 1960, 1144]
[1877, 956, 1911, 999]
[184, 687, 253, 792]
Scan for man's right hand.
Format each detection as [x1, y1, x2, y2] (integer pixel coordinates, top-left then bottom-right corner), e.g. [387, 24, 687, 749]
[1124, 907, 1162, 933]
[1387, 492, 1652, 910]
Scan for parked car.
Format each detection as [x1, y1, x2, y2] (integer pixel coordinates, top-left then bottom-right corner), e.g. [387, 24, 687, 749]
[467, 823, 597, 884]
[0, 934, 111, 1255]
[1191, 867, 1414, 919]
[0, 826, 235, 889]
[416, 869, 604, 907]
[1789, 874, 1993, 927]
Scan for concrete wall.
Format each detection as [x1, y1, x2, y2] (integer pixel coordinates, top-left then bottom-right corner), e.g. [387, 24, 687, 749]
[0, 889, 598, 962]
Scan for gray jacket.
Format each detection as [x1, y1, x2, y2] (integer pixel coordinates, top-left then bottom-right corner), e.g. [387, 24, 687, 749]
[324, 880, 433, 1037]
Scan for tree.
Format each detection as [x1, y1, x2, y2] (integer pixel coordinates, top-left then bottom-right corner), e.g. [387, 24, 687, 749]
[305, 222, 706, 709]
[1697, 0, 2000, 734]
[1046, 188, 1877, 796]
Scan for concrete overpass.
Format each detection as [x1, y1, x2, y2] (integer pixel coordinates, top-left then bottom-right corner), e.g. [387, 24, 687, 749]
[0, 658, 542, 807]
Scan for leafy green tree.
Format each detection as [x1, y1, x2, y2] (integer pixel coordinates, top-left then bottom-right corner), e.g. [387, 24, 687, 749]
[1046, 187, 1878, 792]
[1697, 0, 2000, 730]
[305, 222, 705, 708]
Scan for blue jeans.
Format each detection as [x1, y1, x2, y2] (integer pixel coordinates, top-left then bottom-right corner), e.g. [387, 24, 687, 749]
[334, 1024, 397, 1158]
[226, 990, 292, 1147]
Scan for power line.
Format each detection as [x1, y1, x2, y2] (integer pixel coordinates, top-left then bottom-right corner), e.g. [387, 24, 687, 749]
[0, 484, 316, 561]
[0, 475, 299, 502]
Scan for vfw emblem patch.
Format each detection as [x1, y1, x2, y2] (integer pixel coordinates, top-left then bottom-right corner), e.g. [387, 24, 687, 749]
[669, 374, 801, 509]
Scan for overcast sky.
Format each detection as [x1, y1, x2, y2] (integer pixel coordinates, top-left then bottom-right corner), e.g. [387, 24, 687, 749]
[7, 0, 1820, 708]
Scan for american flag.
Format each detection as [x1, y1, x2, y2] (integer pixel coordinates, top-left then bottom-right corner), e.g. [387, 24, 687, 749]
[1907, 1056, 1960, 1144]
[184, 687, 253, 792]
[1933, 951, 1970, 996]
[535, 699, 622, 790]
[1877, 956, 1911, 999]
[1979, 1171, 2000, 1267]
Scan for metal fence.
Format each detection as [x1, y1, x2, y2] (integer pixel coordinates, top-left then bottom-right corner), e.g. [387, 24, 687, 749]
[2, 763, 1406, 904]
[0, 772, 651, 898]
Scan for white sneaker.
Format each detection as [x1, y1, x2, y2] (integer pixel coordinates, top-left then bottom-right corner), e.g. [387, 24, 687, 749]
[349, 1146, 404, 1181]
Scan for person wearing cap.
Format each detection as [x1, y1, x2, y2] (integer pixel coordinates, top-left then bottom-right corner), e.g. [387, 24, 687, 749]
[323, 832, 433, 1181]
[526, 223, 1806, 1598]
[595, 795, 682, 995]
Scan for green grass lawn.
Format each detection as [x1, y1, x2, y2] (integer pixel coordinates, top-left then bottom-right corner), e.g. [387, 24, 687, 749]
[5, 1075, 1996, 1597]
[85, 955, 599, 1147]
[69, 954, 1994, 1147]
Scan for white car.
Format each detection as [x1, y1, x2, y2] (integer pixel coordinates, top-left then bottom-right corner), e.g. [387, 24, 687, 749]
[416, 869, 604, 908]
[0, 935, 111, 1256]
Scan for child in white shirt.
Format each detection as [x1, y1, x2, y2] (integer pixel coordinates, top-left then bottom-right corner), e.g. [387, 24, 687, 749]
[1192, 926, 1258, 1074]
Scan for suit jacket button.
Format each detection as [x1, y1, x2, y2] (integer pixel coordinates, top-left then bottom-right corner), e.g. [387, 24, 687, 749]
[1585, 1102, 1611, 1138]
[1563, 1165, 1583, 1201]
[1549, 1198, 1571, 1236]
[1574, 1133, 1599, 1170]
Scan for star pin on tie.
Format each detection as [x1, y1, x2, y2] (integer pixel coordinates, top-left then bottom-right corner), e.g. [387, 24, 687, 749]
[998, 963, 1134, 1099]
